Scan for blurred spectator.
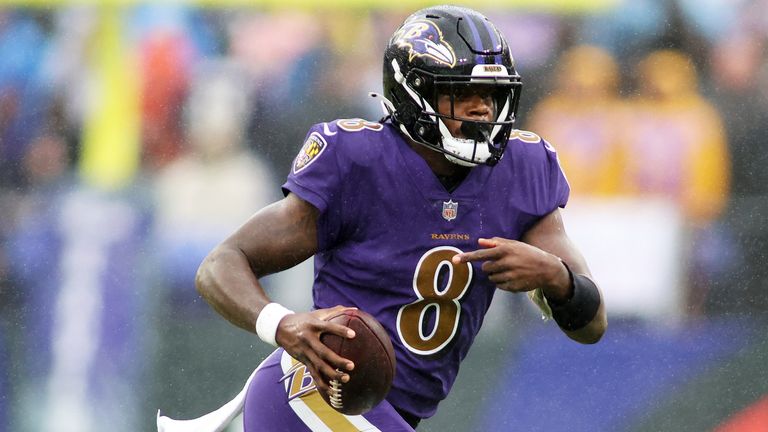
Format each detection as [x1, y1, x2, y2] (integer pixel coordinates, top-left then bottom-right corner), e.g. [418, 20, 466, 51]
[706, 30, 768, 314]
[622, 49, 731, 315]
[151, 61, 277, 299]
[0, 11, 51, 187]
[624, 50, 730, 228]
[139, 31, 192, 171]
[579, 0, 668, 59]
[581, 1, 711, 73]
[134, 5, 223, 172]
[708, 32, 767, 197]
[149, 60, 280, 419]
[230, 10, 379, 174]
[492, 12, 564, 107]
[526, 44, 625, 197]
[230, 10, 327, 173]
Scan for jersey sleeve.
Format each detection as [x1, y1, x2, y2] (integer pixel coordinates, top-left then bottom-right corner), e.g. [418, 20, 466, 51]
[527, 139, 570, 319]
[543, 138, 571, 210]
[282, 122, 345, 251]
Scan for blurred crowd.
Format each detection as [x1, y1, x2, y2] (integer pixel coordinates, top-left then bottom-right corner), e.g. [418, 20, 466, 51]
[0, 1, 766, 431]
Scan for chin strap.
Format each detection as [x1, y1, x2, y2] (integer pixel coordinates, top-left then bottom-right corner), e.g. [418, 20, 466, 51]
[370, 91, 432, 153]
[369, 92, 396, 117]
[371, 90, 487, 167]
[370, 89, 491, 167]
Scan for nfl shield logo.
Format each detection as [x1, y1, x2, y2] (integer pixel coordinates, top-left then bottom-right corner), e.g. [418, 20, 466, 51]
[442, 200, 458, 221]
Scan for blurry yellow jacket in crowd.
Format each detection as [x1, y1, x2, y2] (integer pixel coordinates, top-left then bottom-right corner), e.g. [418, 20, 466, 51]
[527, 45, 626, 197]
[621, 50, 730, 226]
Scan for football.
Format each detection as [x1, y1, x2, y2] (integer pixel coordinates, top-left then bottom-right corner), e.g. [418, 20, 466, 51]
[319, 309, 396, 415]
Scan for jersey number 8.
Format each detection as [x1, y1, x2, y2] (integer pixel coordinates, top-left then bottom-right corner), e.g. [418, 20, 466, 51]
[396, 246, 472, 355]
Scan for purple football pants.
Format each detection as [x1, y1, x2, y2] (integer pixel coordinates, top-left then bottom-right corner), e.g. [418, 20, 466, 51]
[243, 348, 414, 431]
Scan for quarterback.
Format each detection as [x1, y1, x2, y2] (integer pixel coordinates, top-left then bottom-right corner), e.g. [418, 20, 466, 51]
[158, 5, 607, 431]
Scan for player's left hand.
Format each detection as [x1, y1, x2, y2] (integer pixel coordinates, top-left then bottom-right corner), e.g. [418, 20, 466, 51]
[452, 237, 571, 300]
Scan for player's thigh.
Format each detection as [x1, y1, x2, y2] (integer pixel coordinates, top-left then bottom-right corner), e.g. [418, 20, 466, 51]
[243, 349, 413, 432]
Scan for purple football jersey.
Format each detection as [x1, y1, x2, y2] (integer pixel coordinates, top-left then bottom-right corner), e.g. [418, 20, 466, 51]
[282, 119, 569, 420]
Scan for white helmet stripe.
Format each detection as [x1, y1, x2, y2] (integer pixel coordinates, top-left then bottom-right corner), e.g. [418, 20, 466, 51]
[490, 96, 511, 141]
[391, 59, 437, 122]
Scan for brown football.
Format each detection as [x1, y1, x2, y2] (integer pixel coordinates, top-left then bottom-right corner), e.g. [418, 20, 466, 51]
[319, 309, 396, 415]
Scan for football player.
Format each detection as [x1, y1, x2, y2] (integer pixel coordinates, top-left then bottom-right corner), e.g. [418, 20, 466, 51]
[158, 5, 607, 431]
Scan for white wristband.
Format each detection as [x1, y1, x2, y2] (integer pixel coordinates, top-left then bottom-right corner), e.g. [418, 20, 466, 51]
[255, 303, 294, 347]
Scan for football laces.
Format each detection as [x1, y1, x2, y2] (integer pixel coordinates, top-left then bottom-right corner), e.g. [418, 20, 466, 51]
[329, 376, 343, 409]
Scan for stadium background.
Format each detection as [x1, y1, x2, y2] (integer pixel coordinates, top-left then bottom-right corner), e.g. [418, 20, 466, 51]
[0, 0, 766, 431]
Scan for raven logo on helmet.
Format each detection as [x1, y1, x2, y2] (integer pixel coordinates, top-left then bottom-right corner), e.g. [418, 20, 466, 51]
[393, 20, 456, 68]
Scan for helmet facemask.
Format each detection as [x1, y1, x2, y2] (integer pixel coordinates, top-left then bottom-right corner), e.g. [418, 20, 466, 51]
[391, 62, 522, 167]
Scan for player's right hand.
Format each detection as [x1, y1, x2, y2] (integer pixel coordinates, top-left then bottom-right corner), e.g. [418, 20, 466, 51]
[275, 305, 357, 397]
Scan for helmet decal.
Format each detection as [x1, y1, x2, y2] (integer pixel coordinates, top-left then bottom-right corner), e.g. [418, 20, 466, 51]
[393, 20, 456, 68]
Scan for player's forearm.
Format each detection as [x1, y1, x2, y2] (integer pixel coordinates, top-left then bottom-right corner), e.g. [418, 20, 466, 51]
[542, 259, 607, 344]
[195, 244, 271, 333]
